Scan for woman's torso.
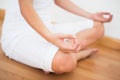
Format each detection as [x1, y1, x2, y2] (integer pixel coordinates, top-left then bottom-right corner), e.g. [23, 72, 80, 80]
[2, 0, 54, 38]
[1, 0, 54, 54]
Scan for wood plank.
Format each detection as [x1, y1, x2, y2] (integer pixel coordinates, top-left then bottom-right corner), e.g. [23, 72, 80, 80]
[0, 9, 5, 21]
[0, 69, 27, 80]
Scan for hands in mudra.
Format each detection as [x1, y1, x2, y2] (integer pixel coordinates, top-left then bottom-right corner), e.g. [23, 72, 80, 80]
[50, 33, 85, 53]
[92, 12, 113, 22]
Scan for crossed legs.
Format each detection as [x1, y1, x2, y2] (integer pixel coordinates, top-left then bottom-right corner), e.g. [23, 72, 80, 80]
[52, 21, 104, 74]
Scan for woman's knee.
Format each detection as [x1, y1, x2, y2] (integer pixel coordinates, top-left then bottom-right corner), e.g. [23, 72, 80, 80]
[93, 21, 104, 39]
[52, 51, 77, 74]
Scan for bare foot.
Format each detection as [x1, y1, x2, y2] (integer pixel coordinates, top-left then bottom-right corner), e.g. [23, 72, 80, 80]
[76, 48, 99, 61]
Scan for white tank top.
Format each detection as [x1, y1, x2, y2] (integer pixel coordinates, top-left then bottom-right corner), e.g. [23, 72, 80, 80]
[7, 0, 54, 23]
[2, 0, 54, 36]
[33, 0, 54, 22]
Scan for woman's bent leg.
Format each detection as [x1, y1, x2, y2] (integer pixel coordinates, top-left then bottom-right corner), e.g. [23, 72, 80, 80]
[75, 21, 104, 48]
[74, 21, 104, 61]
[52, 21, 104, 74]
[52, 50, 77, 74]
[52, 48, 98, 74]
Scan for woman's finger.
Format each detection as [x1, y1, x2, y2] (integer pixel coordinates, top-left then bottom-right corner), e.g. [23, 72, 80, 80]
[107, 14, 113, 22]
[74, 40, 87, 53]
[59, 41, 78, 53]
[101, 12, 111, 15]
[66, 41, 78, 51]
[103, 14, 113, 22]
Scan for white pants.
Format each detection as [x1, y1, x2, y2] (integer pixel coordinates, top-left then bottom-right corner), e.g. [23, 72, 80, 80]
[1, 20, 93, 72]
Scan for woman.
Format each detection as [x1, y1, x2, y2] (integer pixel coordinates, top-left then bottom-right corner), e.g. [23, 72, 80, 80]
[1, 0, 112, 74]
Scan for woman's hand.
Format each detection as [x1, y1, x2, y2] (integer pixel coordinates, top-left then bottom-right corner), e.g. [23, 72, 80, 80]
[49, 33, 79, 53]
[91, 12, 113, 23]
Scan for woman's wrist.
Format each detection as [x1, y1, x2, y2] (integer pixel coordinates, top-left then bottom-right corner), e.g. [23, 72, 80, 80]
[42, 32, 58, 46]
[42, 31, 54, 42]
[86, 12, 94, 20]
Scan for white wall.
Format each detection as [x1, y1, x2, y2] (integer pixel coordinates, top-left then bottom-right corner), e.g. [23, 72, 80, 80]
[0, 0, 15, 9]
[0, 0, 120, 39]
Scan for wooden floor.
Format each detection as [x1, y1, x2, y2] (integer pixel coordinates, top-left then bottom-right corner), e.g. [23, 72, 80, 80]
[0, 42, 120, 80]
[0, 9, 120, 80]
